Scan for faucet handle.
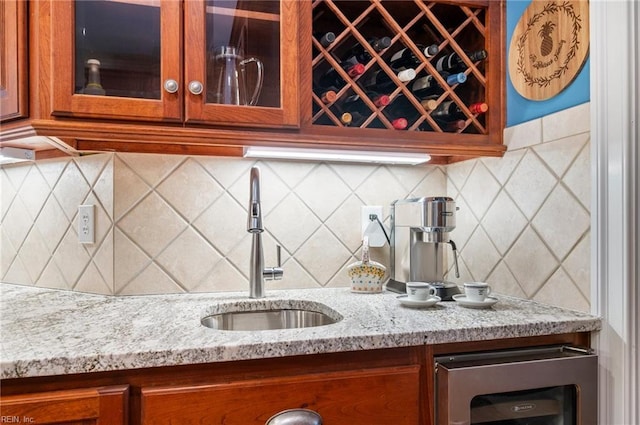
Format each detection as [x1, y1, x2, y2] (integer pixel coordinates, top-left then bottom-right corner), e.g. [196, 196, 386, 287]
[449, 240, 460, 279]
[264, 245, 284, 281]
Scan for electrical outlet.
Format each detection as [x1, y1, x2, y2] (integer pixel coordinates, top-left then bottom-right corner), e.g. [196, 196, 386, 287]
[77, 205, 95, 244]
[361, 205, 383, 238]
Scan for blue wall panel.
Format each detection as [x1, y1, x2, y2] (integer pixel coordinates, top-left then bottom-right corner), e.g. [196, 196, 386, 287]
[506, 0, 590, 127]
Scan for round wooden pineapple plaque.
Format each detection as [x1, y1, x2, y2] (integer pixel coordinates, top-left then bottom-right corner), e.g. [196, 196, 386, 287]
[509, 0, 589, 100]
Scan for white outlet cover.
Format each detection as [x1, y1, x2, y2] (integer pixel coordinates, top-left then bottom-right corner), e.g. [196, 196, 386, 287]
[77, 205, 95, 244]
[361, 206, 386, 247]
[361, 206, 383, 235]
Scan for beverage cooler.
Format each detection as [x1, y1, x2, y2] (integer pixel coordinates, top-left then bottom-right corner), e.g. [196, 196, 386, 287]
[434, 346, 597, 425]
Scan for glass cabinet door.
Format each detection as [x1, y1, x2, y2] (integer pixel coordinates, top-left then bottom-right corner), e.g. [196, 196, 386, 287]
[184, 0, 300, 128]
[75, 1, 160, 99]
[51, 0, 182, 121]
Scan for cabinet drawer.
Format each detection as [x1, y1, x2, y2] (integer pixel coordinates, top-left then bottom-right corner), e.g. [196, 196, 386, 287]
[0, 385, 128, 425]
[141, 365, 420, 424]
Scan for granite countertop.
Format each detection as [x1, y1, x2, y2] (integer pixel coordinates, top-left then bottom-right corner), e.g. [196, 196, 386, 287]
[0, 283, 600, 379]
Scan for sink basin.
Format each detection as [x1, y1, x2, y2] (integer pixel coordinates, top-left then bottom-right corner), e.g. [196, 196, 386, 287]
[201, 300, 342, 331]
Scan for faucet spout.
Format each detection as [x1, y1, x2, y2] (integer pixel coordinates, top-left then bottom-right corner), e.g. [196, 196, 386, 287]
[247, 166, 283, 298]
[248, 166, 263, 233]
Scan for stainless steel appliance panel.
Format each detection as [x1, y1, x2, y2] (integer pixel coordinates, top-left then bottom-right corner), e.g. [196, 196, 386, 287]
[435, 346, 597, 425]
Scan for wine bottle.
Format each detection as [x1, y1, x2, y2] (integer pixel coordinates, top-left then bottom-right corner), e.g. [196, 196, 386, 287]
[360, 68, 416, 92]
[468, 102, 489, 114]
[346, 110, 368, 127]
[388, 44, 439, 72]
[438, 119, 466, 132]
[380, 94, 412, 126]
[314, 31, 336, 48]
[381, 95, 418, 130]
[419, 97, 439, 112]
[410, 72, 466, 97]
[318, 61, 366, 89]
[387, 116, 408, 130]
[420, 118, 466, 132]
[342, 36, 392, 64]
[340, 92, 390, 128]
[343, 92, 390, 113]
[431, 100, 488, 121]
[435, 49, 487, 73]
[81, 59, 106, 96]
[339, 112, 353, 126]
[314, 85, 339, 104]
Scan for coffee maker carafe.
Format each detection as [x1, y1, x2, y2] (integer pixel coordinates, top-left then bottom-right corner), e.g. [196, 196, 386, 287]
[387, 197, 461, 300]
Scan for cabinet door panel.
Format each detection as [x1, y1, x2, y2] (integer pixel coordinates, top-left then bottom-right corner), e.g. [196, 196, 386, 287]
[141, 366, 420, 424]
[0, 0, 28, 122]
[50, 0, 182, 122]
[184, 0, 300, 128]
[0, 385, 128, 425]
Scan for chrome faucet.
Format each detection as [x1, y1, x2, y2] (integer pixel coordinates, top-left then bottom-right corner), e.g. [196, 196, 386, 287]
[247, 166, 283, 298]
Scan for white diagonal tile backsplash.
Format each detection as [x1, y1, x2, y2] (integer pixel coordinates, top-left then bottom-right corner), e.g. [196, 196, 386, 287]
[532, 185, 590, 259]
[446, 103, 592, 311]
[502, 226, 559, 297]
[505, 150, 558, 219]
[459, 161, 501, 220]
[2, 155, 114, 294]
[480, 191, 527, 256]
[156, 158, 225, 222]
[0, 103, 592, 312]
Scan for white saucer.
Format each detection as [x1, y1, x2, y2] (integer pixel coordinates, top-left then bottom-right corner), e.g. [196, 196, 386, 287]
[397, 295, 441, 308]
[452, 294, 499, 309]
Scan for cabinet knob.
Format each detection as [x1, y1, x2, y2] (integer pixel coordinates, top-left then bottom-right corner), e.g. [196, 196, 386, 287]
[188, 81, 204, 95]
[266, 409, 322, 425]
[163, 79, 179, 94]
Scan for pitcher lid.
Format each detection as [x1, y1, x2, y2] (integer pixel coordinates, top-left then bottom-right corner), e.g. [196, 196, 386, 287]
[214, 45, 242, 59]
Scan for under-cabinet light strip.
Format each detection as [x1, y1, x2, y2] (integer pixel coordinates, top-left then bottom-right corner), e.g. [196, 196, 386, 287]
[243, 147, 431, 165]
[0, 147, 36, 165]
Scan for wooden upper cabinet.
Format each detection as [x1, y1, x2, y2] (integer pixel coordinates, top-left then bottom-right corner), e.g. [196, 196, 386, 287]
[47, 0, 299, 128]
[0, 385, 129, 425]
[0, 0, 28, 122]
[4, 0, 504, 160]
[305, 0, 506, 151]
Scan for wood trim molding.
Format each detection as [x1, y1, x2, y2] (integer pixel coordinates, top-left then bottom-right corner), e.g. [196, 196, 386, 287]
[590, 1, 639, 424]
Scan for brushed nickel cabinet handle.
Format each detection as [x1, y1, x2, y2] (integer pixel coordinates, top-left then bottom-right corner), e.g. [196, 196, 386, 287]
[188, 80, 203, 95]
[163, 79, 179, 94]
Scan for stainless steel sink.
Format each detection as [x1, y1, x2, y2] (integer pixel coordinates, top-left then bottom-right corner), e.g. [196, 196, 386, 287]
[201, 303, 342, 331]
[201, 308, 338, 331]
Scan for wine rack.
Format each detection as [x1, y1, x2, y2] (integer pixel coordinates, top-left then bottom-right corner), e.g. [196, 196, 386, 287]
[311, 0, 492, 135]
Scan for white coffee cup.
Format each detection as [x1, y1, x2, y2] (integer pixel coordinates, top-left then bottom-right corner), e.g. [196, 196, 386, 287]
[464, 282, 492, 302]
[406, 282, 437, 301]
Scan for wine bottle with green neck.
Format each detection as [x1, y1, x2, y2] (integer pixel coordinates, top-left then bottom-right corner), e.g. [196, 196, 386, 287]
[360, 68, 416, 92]
[318, 61, 365, 89]
[435, 49, 487, 73]
[410, 72, 466, 97]
[342, 36, 392, 64]
[388, 44, 439, 72]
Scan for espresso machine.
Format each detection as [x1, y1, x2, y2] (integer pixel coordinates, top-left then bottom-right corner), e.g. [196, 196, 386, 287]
[387, 197, 461, 300]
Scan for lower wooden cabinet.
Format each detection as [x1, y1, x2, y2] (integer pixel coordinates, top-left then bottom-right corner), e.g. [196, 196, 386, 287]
[0, 335, 589, 425]
[0, 385, 128, 425]
[140, 366, 420, 425]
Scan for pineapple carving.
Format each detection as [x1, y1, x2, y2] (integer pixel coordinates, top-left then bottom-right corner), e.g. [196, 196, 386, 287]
[538, 21, 556, 57]
[509, 0, 589, 99]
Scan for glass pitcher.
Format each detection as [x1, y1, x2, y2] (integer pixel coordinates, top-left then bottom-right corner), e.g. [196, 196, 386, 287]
[210, 46, 264, 106]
